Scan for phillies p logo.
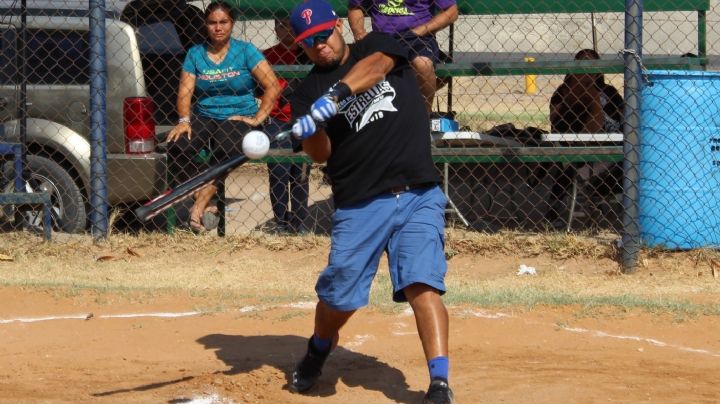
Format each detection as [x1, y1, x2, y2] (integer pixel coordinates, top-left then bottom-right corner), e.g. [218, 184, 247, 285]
[301, 9, 313, 24]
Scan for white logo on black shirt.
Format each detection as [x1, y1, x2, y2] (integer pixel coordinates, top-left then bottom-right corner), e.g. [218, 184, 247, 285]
[340, 81, 398, 132]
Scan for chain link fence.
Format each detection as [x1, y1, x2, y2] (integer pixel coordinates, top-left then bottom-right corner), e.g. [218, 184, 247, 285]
[0, 0, 718, 252]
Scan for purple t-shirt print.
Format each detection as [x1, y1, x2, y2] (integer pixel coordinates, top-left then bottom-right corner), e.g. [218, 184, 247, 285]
[349, 0, 456, 34]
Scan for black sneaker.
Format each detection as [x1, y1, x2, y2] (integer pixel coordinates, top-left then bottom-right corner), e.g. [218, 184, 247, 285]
[291, 223, 310, 235]
[268, 222, 289, 235]
[422, 378, 454, 404]
[290, 337, 331, 393]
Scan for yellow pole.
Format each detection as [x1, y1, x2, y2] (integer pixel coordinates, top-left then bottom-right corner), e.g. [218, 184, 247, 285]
[524, 57, 537, 95]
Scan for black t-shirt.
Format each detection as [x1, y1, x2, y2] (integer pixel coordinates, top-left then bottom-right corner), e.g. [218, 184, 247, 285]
[292, 32, 440, 208]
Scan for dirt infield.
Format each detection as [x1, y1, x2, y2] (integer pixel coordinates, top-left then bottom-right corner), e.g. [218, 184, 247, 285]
[1, 232, 719, 403]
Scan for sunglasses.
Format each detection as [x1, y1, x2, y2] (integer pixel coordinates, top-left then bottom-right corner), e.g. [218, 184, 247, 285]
[301, 29, 334, 47]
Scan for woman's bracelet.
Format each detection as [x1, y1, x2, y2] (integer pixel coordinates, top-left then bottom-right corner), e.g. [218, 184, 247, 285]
[178, 116, 191, 125]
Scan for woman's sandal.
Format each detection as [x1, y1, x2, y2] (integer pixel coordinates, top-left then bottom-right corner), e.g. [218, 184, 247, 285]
[202, 206, 220, 231]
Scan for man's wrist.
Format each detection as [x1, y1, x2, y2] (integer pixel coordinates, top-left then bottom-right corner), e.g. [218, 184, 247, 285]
[328, 82, 352, 102]
[178, 116, 191, 125]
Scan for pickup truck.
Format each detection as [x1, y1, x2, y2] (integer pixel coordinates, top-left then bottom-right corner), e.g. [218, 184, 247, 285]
[0, 0, 205, 232]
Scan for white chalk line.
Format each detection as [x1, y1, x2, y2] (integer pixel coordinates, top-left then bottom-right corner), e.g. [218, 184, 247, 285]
[0, 311, 202, 324]
[2, 304, 719, 359]
[562, 326, 720, 357]
[0, 301, 321, 325]
[461, 308, 720, 358]
[0, 314, 91, 324]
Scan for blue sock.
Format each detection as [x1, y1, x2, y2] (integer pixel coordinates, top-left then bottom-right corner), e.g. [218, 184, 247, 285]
[428, 356, 449, 381]
[311, 334, 332, 353]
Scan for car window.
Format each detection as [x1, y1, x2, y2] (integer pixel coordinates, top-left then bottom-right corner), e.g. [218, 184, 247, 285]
[26, 29, 90, 85]
[121, 3, 205, 125]
[0, 27, 16, 85]
[136, 20, 186, 124]
[136, 20, 184, 55]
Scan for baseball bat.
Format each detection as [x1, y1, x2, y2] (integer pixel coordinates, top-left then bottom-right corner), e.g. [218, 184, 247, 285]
[135, 130, 291, 222]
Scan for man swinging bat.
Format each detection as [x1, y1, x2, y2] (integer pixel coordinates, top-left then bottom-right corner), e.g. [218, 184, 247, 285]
[286, 0, 453, 402]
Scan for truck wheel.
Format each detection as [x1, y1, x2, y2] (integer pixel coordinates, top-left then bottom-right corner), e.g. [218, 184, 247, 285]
[2, 155, 87, 233]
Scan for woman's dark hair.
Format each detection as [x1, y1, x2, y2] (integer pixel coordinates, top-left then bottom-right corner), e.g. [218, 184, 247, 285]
[574, 48, 600, 61]
[205, 1, 236, 21]
[565, 48, 605, 86]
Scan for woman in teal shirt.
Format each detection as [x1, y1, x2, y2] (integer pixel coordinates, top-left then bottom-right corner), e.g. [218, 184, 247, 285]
[167, 1, 280, 232]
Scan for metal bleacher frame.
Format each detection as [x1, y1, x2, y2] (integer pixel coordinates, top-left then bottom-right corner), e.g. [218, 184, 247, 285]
[0, 143, 52, 240]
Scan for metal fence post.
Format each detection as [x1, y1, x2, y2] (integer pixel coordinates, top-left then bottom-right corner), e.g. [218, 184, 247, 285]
[89, 0, 108, 240]
[622, 0, 643, 272]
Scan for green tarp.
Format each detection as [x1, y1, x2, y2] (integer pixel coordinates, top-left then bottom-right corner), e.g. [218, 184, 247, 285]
[225, 0, 346, 19]
[224, 0, 708, 20]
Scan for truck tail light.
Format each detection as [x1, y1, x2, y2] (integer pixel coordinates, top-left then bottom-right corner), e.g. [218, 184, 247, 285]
[123, 97, 156, 154]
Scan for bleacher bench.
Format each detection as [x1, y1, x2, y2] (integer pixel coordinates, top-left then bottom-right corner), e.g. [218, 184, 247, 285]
[236, 0, 704, 228]
[248, 0, 709, 79]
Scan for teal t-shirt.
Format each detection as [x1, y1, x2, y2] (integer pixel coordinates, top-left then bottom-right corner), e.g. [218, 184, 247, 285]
[183, 38, 265, 120]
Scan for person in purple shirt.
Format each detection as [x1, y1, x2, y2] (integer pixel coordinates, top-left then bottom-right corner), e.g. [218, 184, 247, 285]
[348, 0, 458, 111]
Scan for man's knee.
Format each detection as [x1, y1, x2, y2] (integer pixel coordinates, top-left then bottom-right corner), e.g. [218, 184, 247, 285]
[404, 282, 441, 303]
[412, 57, 436, 79]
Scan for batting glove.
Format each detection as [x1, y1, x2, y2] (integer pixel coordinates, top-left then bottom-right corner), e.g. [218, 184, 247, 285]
[292, 115, 317, 140]
[310, 95, 338, 122]
[310, 82, 352, 122]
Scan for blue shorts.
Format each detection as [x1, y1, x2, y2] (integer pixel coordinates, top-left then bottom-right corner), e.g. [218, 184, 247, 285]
[393, 31, 441, 64]
[316, 185, 448, 311]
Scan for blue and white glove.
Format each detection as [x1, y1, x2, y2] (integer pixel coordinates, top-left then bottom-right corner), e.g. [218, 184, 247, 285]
[291, 114, 317, 140]
[310, 95, 338, 123]
[310, 82, 353, 122]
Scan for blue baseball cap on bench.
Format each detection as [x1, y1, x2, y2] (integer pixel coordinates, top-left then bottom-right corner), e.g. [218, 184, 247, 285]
[290, 0, 338, 46]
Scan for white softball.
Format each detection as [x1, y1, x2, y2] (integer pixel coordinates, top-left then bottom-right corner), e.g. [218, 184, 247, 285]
[242, 130, 270, 159]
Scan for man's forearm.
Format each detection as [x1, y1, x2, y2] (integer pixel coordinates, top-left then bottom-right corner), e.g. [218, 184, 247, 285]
[348, 7, 367, 40]
[413, 5, 459, 36]
[302, 129, 331, 163]
[339, 52, 396, 95]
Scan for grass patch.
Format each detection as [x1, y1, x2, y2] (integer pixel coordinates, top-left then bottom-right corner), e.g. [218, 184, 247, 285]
[277, 311, 310, 322]
[445, 229, 615, 259]
[1, 230, 718, 319]
[444, 285, 720, 319]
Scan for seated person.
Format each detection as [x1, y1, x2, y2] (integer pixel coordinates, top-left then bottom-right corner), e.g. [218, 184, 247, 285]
[547, 49, 624, 227]
[550, 48, 623, 135]
[166, 2, 280, 232]
[348, 0, 458, 112]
